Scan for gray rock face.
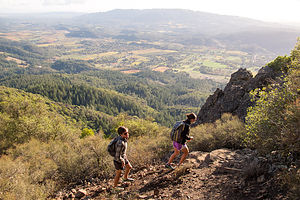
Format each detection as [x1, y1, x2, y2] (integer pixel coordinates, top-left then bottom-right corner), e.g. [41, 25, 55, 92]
[194, 66, 282, 125]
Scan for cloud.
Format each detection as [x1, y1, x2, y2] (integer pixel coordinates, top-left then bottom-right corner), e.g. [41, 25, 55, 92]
[42, 0, 85, 6]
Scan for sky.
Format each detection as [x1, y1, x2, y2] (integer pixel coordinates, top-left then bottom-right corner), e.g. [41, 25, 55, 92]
[1, 0, 300, 24]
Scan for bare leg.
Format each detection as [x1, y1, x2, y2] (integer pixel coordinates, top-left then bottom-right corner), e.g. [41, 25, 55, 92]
[114, 170, 122, 187]
[167, 147, 180, 164]
[124, 162, 132, 179]
[178, 147, 189, 166]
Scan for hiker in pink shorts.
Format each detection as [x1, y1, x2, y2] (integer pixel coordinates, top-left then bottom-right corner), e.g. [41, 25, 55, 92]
[166, 113, 197, 169]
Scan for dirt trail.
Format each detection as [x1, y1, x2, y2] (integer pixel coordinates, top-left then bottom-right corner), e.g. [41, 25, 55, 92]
[57, 148, 286, 200]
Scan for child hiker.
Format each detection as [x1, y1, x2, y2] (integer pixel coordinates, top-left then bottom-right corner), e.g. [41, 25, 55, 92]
[166, 113, 197, 169]
[113, 126, 134, 190]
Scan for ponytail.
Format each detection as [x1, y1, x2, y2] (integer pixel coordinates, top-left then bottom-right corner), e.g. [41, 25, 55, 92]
[186, 112, 197, 120]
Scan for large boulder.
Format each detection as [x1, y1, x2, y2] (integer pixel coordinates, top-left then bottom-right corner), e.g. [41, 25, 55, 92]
[194, 66, 282, 125]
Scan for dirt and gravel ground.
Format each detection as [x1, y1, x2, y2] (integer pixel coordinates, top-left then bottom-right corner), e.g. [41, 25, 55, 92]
[56, 148, 287, 200]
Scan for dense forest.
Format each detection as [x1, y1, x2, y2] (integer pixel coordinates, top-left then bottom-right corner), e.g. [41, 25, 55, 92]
[0, 38, 221, 130]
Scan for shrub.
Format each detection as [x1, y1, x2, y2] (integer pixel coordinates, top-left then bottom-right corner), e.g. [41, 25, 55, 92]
[3, 136, 114, 198]
[0, 155, 53, 200]
[0, 87, 81, 153]
[0, 111, 172, 199]
[281, 168, 300, 199]
[127, 131, 170, 167]
[46, 136, 112, 184]
[110, 113, 160, 138]
[189, 113, 246, 152]
[245, 61, 299, 157]
[110, 114, 170, 167]
[245, 39, 300, 199]
[8, 139, 58, 185]
[266, 55, 291, 73]
[80, 128, 95, 138]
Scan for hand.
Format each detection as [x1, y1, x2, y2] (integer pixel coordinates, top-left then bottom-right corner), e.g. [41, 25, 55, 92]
[127, 161, 132, 168]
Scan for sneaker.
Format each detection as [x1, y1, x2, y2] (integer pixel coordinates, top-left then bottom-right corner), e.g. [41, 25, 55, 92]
[123, 177, 135, 182]
[165, 163, 175, 170]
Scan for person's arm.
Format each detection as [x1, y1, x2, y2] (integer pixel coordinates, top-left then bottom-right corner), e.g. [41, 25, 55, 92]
[182, 124, 191, 141]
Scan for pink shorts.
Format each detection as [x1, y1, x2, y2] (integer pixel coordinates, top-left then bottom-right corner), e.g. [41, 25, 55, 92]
[173, 141, 187, 150]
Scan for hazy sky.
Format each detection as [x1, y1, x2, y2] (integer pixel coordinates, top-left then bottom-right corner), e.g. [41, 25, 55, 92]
[1, 0, 300, 24]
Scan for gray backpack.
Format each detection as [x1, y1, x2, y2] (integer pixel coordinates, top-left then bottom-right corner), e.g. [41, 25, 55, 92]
[107, 137, 118, 157]
[170, 121, 186, 143]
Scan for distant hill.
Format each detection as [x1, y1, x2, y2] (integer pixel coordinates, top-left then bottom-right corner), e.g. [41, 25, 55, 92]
[0, 12, 84, 25]
[216, 29, 299, 54]
[76, 9, 300, 54]
[77, 9, 270, 35]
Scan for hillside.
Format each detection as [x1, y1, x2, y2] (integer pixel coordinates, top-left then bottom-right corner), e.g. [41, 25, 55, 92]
[1, 44, 299, 199]
[0, 10, 299, 200]
[55, 149, 286, 200]
[54, 40, 299, 200]
[0, 86, 115, 152]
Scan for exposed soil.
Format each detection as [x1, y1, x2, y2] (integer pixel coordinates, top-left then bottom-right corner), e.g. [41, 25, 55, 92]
[56, 148, 287, 200]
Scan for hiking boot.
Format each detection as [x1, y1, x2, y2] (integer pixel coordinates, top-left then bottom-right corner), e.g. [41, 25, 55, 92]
[165, 163, 175, 170]
[123, 177, 135, 182]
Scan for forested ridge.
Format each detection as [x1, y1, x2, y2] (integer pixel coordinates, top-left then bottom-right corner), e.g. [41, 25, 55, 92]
[0, 39, 220, 128]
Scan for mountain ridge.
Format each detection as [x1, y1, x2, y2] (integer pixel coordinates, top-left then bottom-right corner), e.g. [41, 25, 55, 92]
[74, 9, 299, 54]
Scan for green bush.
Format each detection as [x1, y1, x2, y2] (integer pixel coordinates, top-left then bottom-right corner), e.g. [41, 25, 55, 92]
[127, 131, 170, 168]
[245, 39, 300, 199]
[266, 55, 291, 73]
[245, 55, 299, 157]
[80, 128, 95, 138]
[8, 139, 58, 185]
[109, 113, 171, 167]
[109, 113, 161, 138]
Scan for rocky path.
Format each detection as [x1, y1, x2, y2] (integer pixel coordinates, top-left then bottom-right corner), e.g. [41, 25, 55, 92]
[56, 149, 286, 200]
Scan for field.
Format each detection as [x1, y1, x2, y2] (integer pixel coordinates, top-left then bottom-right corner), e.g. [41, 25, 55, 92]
[0, 27, 275, 83]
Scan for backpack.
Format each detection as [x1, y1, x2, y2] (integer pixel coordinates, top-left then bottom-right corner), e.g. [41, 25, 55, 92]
[107, 137, 119, 157]
[170, 121, 186, 143]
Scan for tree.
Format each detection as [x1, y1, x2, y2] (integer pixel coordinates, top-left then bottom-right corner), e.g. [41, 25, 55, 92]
[245, 40, 300, 157]
[80, 128, 95, 138]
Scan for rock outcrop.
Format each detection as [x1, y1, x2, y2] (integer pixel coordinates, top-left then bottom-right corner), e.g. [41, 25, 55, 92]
[195, 66, 282, 125]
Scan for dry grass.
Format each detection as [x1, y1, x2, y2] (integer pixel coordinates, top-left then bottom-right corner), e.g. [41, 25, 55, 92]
[130, 48, 177, 55]
[153, 66, 169, 72]
[121, 70, 141, 74]
[189, 113, 246, 152]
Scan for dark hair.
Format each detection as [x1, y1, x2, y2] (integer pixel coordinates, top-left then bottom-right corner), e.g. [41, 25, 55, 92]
[118, 126, 128, 135]
[186, 112, 197, 120]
